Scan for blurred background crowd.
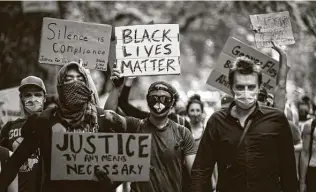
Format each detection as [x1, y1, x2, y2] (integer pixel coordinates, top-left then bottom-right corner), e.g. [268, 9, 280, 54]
[0, 0, 316, 129]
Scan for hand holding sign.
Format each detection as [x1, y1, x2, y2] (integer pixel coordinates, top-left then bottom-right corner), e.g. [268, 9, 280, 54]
[111, 64, 125, 87]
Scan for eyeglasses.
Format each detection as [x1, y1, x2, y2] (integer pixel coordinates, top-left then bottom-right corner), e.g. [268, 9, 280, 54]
[147, 95, 173, 105]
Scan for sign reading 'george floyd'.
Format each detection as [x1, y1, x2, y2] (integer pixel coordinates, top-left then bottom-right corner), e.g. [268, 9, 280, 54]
[206, 37, 278, 95]
[115, 24, 181, 77]
[39, 17, 112, 71]
[250, 11, 295, 48]
[51, 132, 152, 181]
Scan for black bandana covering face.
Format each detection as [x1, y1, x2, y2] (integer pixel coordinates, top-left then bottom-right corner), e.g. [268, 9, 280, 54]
[58, 81, 93, 111]
[147, 95, 174, 115]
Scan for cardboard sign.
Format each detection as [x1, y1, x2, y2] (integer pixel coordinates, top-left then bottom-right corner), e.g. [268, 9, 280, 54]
[0, 87, 23, 127]
[39, 17, 112, 71]
[115, 24, 180, 76]
[206, 69, 276, 95]
[51, 132, 152, 181]
[22, 1, 59, 13]
[250, 11, 295, 48]
[221, 37, 279, 78]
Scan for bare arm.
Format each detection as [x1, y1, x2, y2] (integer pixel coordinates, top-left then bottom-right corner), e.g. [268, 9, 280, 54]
[272, 42, 290, 111]
[103, 110, 127, 132]
[185, 154, 196, 175]
[300, 123, 311, 191]
[103, 67, 124, 111]
[7, 151, 18, 192]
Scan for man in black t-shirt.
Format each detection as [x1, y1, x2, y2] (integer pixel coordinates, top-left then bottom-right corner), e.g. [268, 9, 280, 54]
[103, 68, 197, 192]
[0, 76, 47, 192]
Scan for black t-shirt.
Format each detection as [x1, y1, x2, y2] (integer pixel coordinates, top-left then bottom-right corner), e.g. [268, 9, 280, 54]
[125, 117, 197, 192]
[0, 118, 40, 192]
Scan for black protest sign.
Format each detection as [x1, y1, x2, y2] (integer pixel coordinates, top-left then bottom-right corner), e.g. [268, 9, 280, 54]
[115, 24, 181, 77]
[51, 132, 151, 181]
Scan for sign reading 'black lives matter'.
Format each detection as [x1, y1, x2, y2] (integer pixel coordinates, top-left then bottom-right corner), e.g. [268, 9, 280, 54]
[115, 24, 181, 76]
[51, 132, 152, 181]
[39, 17, 112, 71]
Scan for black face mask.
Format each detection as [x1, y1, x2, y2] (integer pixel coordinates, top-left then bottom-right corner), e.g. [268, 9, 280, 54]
[147, 95, 174, 115]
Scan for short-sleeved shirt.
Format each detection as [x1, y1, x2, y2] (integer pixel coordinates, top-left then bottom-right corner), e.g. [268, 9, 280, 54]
[0, 118, 40, 192]
[125, 117, 197, 192]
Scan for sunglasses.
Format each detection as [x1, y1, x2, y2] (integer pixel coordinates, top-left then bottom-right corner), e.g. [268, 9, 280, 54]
[147, 95, 173, 105]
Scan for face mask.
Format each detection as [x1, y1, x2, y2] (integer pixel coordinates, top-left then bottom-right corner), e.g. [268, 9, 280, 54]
[58, 81, 92, 110]
[233, 89, 258, 110]
[23, 96, 44, 115]
[189, 114, 201, 124]
[147, 95, 173, 115]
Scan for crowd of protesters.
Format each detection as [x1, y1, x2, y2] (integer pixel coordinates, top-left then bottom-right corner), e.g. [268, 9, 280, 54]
[0, 33, 315, 192]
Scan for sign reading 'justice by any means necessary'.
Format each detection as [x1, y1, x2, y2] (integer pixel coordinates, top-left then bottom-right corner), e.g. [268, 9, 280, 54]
[39, 17, 112, 71]
[51, 132, 152, 181]
[115, 24, 181, 76]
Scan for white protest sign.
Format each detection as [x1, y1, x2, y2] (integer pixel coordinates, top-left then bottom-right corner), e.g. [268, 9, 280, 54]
[51, 132, 152, 181]
[0, 87, 23, 127]
[206, 69, 276, 95]
[22, 1, 59, 13]
[250, 11, 295, 48]
[115, 24, 181, 77]
[220, 37, 279, 78]
[39, 17, 112, 71]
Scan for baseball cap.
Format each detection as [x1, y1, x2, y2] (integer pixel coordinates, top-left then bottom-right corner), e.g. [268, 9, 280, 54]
[19, 76, 46, 94]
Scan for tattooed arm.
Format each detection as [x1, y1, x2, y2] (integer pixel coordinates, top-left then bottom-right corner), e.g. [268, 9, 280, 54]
[103, 110, 128, 132]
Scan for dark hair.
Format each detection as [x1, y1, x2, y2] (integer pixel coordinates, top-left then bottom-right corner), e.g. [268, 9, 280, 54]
[186, 94, 204, 113]
[228, 56, 262, 88]
[147, 81, 179, 106]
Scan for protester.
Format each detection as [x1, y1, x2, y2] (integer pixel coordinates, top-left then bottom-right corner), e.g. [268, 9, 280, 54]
[185, 94, 217, 191]
[103, 67, 197, 192]
[0, 146, 18, 192]
[257, 87, 268, 106]
[115, 76, 191, 130]
[189, 56, 297, 192]
[0, 61, 117, 192]
[300, 119, 316, 192]
[0, 76, 46, 192]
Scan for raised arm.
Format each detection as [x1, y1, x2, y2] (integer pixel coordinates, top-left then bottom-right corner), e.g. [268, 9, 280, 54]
[118, 77, 148, 119]
[103, 66, 124, 111]
[272, 41, 290, 111]
[300, 122, 312, 192]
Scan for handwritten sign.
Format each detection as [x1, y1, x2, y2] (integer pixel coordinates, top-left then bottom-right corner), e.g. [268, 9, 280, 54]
[220, 37, 279, 78]
[250, 11, 295, 48]
[39, 17, 112, 71]
[206, 69, 276, 95]
[0, 87, 22, 127]
[206, 37, 278, 95]
[51, 132, 151, 181]
[115, 24, 181, 76]
[22, 1, 59, 13]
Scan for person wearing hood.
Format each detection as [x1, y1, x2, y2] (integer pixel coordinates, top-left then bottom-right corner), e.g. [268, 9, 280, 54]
[0, 61, 118, 192]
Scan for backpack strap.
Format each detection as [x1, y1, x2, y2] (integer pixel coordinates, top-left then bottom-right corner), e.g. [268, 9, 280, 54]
[309, 119, 316, 164]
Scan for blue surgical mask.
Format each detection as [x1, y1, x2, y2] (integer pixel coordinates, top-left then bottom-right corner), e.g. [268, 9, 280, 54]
[233, 89, 258, 110]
